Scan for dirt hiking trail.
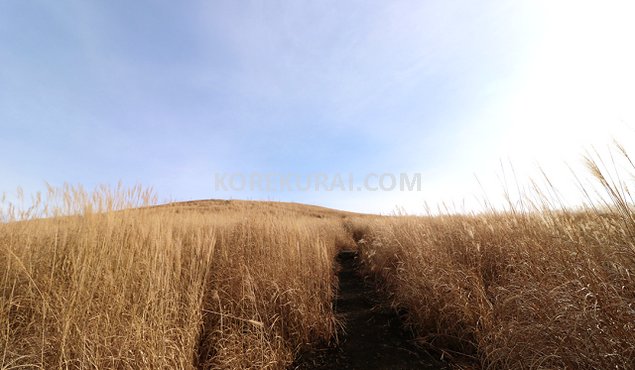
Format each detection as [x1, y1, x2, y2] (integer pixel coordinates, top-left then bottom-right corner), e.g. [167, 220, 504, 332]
[293, 250, 446, 370]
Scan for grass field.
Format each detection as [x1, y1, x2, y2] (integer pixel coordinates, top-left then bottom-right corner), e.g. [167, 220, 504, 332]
[3, 149, 635, 369]
[352, 210, 635, 368]
[1, 187, 354, 369]
[350, 149, 635, 368]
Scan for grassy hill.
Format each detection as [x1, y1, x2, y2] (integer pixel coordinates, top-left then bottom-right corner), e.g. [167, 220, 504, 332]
[1, 193, 357, 369]
[3, 171, 635, 369]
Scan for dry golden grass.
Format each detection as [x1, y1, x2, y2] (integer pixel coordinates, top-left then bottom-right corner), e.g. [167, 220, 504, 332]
[0, 185, 353, 369]
[5, 145, 635, 369]
[352, 148, 635, 369]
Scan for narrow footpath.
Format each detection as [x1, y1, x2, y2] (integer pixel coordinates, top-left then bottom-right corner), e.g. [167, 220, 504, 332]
[294, 251, 445, 370]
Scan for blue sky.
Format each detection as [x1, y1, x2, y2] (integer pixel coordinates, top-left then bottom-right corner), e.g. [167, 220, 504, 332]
[2, 1, 635, 213]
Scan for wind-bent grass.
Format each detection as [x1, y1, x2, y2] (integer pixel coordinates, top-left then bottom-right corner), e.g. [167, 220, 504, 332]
[353, 146, 635, 369]
[0, 186, 350, 369]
